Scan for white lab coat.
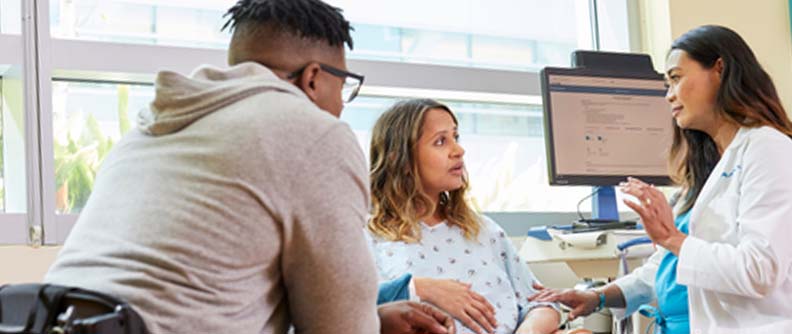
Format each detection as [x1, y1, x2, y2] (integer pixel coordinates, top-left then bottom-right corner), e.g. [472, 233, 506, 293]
[679, 126, 792, 332]
[614, 126, 792, 333]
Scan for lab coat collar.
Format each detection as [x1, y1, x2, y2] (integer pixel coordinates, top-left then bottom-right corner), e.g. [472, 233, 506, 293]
[687, 126, 751, 232]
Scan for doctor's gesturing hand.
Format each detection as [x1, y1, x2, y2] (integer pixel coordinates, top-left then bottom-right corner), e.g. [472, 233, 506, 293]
[620, 177, 687, 255]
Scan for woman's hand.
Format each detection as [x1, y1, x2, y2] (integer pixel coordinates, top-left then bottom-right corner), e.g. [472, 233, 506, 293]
[620, 177, 686, 255]
[527, 283, 598, 321]
[414, 277, 497, 334]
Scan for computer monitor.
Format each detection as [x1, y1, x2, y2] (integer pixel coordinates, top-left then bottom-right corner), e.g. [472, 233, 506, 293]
[540, 67, 674, 220]
[541, 68, 673, 186]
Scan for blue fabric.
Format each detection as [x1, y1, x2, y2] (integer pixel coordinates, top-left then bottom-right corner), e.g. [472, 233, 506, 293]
[527, 226, 552, 241]
[377, 273, 412, 305]
[651, 211, 691, 334]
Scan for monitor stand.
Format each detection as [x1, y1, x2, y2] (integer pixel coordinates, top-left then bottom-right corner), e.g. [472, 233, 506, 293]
[591, 186, 619, 222]
[572, 186, 637, 231]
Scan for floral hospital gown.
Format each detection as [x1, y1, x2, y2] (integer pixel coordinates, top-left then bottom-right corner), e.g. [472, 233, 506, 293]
[366, 216, 558, 334]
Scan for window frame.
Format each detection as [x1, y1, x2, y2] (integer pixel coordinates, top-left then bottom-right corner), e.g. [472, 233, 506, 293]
[3, 0, 641, 244]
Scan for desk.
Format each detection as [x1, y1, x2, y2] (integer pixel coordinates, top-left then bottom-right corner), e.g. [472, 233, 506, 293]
[520, 228, 656, 334]
[520, 228, 654, 279]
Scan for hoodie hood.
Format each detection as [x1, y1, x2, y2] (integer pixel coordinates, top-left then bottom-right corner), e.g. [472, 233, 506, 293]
[138, 62, 307, 136]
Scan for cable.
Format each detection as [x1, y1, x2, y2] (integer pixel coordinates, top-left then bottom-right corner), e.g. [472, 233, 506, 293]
[576, 187, 602, 221]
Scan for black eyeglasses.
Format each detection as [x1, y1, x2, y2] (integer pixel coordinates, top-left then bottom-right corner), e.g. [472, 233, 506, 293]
[287, 63, 365, 103]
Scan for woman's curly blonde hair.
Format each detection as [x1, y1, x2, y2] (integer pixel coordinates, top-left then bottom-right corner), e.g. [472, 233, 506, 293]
[367, 99, 480, 243]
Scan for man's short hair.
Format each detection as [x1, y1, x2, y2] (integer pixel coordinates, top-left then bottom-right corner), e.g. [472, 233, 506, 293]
[223, 0, 354, 50]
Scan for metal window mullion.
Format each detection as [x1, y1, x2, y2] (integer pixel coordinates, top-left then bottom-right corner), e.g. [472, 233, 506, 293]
[589, 0, 601, 51]
[47, 39, 543, 97]
[21, 0, 42, 246]
[35, 0, 56, 244]
[21, 0, 56, 245]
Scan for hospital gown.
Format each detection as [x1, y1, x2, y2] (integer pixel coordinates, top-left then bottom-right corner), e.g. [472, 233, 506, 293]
[366, 216, 557, 334]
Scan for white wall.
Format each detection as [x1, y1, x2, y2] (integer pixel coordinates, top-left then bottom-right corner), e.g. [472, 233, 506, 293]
[665, 0, 792, 113]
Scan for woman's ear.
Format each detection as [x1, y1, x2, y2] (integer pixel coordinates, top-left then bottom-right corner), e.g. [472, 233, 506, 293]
[714, 58, 725, 76]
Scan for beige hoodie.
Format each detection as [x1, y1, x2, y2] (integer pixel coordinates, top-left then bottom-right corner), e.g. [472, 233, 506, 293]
[45, 62, 380, 334]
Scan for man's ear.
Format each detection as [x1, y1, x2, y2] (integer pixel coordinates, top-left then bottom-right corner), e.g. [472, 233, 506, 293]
[296, 62, 322, 100]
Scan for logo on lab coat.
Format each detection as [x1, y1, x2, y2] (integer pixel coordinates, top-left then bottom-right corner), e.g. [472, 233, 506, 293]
[721, 165, 742, 178]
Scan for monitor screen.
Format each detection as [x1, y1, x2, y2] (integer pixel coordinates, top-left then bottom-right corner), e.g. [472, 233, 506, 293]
[542, 70, 673, 186]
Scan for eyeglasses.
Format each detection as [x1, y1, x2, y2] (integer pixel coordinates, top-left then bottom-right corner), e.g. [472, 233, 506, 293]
[287, 63, 365, 103]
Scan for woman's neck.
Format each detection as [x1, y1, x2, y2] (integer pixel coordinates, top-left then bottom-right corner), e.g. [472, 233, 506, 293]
[706, 120, 740, 154]
[421, 193, 445, 226]
[423, 211, 445, 226]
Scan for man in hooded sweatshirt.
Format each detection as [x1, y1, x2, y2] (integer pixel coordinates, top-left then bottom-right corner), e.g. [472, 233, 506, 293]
[44, 0, 454, 333]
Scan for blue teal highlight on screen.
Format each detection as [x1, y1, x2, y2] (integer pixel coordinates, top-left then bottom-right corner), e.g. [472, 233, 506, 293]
[548, 84, 667, 96]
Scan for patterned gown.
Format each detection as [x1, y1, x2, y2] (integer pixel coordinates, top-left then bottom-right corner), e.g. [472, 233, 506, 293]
[366, 216, 558, 334]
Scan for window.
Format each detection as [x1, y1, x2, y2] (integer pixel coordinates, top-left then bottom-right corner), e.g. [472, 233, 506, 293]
[347, 24, 579, 70]
[342, 95, 593, 212]
[5, 0, 636, 244]
[50, 87, 595, 216]
[1, 0, 21, 34]
[1, 86, 3, 212]
[1, 78, 5, 212]
[331, 0, 592, 70]
[595, 0, 632, 52]
[52, 81, 153, 214]
[0, 0, 27, 244]
[1, 75, 27, 215]
[50, 0, 230, 48]
[49, 0, 595, 70]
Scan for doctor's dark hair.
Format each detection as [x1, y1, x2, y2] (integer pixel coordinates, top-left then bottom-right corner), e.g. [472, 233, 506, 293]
[668, 25, 792, 213]
[222, 0, 354, 50]
[368, 99, 480, 243]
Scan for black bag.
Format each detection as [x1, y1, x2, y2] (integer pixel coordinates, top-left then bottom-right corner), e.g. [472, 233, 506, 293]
[0, 284, 148, 334]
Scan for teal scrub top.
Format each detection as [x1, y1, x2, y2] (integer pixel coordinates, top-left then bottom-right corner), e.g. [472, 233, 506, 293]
[643, 210, 691, 334]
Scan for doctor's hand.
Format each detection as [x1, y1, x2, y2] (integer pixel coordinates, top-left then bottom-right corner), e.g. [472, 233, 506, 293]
[620, 177, 686, 255]
[527, 284, 599, 321]
[379, 301, 456, 334]
[414, 277, 497, 334]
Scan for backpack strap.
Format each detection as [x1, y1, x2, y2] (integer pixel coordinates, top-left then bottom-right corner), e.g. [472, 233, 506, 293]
[21, 284, 72, 334]
[20, 284, 47, 333]
[40, 285, 74, 333]
[0, 285, 7, 318]
[0, 284, 148, 334]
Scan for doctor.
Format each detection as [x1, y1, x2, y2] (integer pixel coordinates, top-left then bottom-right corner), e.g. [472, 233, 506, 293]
[531, 25, 792, 333]
[622, 25, 792, 332]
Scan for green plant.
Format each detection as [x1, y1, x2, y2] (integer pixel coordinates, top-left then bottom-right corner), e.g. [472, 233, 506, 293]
[54, 84, 131, 213]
